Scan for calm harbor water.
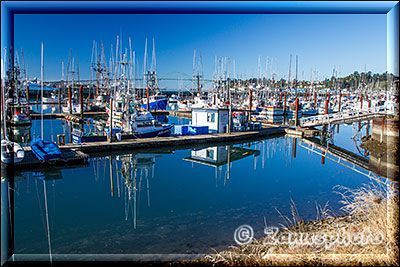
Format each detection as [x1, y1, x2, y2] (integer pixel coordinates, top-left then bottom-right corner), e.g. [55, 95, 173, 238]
[5, 109, 386, 255]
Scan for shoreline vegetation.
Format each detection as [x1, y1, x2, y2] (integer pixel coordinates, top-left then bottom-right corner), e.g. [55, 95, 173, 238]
[177, 179, 399, 266]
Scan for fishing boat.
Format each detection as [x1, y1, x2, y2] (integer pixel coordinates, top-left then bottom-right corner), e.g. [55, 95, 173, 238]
[108, 108, 174, 139]
[1, 139, 25, 164]
[30, 136, 62, 161]
[141, 93, 168, 111]
[71, 128, 108, 144]
[42, 90, 61, 103]
[5, 98, 31, 125]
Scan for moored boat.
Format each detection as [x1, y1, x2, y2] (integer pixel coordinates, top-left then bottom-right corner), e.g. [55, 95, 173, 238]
[1, 139, 25, 164]
[30, 137, 62, 161]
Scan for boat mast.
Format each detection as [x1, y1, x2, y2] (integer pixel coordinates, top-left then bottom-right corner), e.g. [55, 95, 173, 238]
[41, 42, 44, 138]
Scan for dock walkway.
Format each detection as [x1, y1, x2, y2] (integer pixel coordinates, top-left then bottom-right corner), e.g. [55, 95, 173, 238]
[61, 127, 286, 154]
[299, 107, 387, 127]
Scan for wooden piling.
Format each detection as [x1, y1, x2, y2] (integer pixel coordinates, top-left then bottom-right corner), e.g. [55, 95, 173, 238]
[324, 93, 328, 115]
[338, 92, 341, 113]
[313, 91, 316, 109]
[146, 86, 149, 111]
[360, 93, 363, 110]
[321, 150, 326, 165]
[79, 85, 83, 118]
[58, 87, 61, 112]
[68, 86, 72, 114]
[109, 98, 113, 143]
[295, 98, 299, 126]
[380, 117, 385, 142]
[284, 91, 287, 112]
[249, 89, 253, 121]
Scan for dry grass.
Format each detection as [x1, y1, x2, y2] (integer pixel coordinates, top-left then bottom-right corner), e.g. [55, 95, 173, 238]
[201, 178, 399, 266]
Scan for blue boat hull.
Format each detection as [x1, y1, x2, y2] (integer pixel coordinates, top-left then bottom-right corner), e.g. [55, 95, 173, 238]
[30, 137, 62, 161]
[142, 99, 168, 111]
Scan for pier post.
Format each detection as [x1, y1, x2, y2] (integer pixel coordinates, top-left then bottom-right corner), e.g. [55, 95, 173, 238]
[313, 91, 316, 109]
[321, 151, 326, 165]
[248, 89, 252, 122]
[79, 85, 83, 118]
[26, 86, 30, 106]
[109, 98, 113, 143]
[305, 90, 308, 101]
[68, 86, 72, 114]
[146, 86, 149, 111]
[324, 93, 328, 115]
[380, 117, 385, 142]
[58, 87, 61, 112]
[69, 123, 72, 144]
[338, 92, 341, 113]
[368, 99, 371, 111]
[283, 91, 287, 117]
[295, 98, 299, 126]
[360, 93, 363, 110]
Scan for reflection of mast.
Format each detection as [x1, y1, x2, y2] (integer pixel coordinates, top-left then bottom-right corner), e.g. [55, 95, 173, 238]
[43, 180, 52, 264]
[119, 153, 156, 229]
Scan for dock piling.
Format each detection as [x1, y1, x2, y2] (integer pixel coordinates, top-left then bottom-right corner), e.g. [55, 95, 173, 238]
[109, 98, 113, 143]
[313, 91, 316, 109]
[295, 98, 299, 126]
[79, 85, 83, 118]
[68, 86, 72, 114]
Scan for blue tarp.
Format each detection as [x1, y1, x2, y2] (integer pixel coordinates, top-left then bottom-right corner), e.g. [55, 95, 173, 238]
[174, 125, 209, 135]
[30, 136, 62, 161]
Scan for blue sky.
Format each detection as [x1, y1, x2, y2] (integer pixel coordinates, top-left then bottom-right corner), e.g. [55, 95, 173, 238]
[14, 13, 386, 88]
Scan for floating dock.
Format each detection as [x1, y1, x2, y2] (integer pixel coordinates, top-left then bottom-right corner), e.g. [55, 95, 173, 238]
[1, 147, 89, 175]
[61, 127, 287, 154]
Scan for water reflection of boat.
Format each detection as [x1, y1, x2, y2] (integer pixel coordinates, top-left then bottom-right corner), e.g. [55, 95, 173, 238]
[32, 169, 63, 180]
[114, 153, 159, 229]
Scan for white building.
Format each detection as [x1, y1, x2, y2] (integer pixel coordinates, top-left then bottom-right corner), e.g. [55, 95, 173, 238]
[191, 107, 230, 134]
